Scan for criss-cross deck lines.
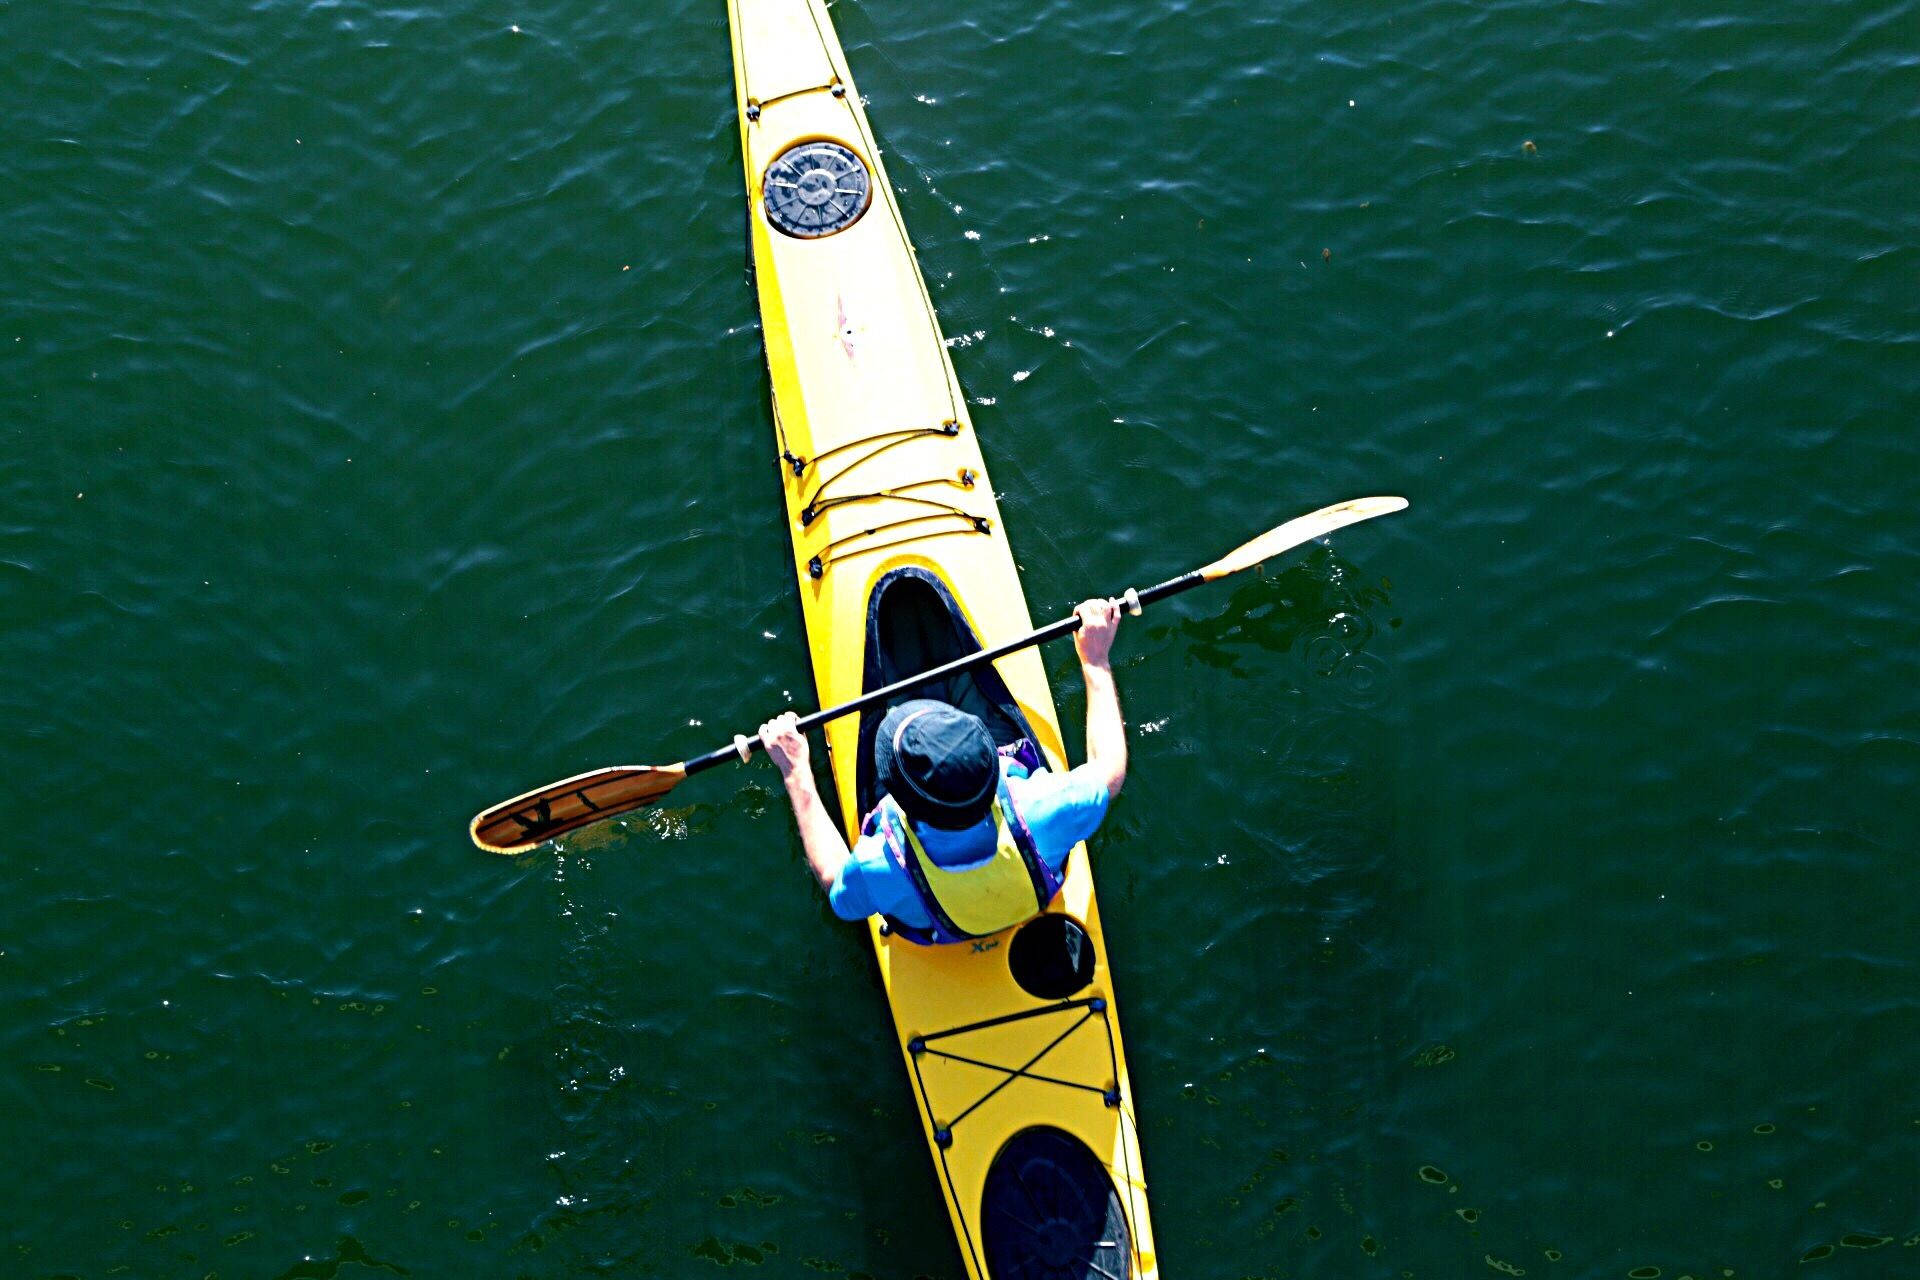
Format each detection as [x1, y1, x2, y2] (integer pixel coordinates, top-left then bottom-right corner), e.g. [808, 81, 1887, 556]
[902, 996, 1138, 1277]
[906, 998, 1123, 1146]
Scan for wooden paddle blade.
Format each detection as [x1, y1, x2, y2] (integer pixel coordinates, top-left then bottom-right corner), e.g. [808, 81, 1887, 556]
[1198, 495, 1408, 582]
[469, 763, 688, 854]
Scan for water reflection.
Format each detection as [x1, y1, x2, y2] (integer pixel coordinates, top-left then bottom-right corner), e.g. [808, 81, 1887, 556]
[1163, 550, 1396, 692]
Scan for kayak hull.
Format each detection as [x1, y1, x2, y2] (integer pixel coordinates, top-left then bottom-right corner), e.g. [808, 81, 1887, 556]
[727, 3, 1158, 1276]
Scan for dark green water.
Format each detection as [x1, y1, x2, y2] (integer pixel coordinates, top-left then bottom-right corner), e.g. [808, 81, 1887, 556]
[7, 0, 1917, 1276]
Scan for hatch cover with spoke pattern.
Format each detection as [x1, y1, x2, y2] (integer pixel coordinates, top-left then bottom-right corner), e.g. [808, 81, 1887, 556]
[981, 1127, 1133, 1280]
[762, 140, 872, 238]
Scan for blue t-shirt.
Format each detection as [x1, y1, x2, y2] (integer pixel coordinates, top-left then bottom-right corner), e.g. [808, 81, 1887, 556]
[828, 757, 1111, 928]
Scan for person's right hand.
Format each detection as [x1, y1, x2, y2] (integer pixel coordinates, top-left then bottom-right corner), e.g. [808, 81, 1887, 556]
[1073, 597, 1121, 667]
[758, 712, 809, 780]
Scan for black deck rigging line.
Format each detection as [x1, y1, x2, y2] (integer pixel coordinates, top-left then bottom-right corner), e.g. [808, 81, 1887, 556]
[940, 1006, 1096, 1132]
[808, 513, 990, 578]
[916, 995, 1104, 1043]
[800, 422, 960, 505]
[804, 471, 975, 521]
[771, 399, 802, 478]
[793, 424, 986, 575]
[914, 1045, 1111, 1100]
[746, 12, 980, 580]
[807, 422, 954, 469]
[747, 79, 841, 120]
[1103, 1009, 1146, 1266]
[905, 998, 1111, 1135]
[903, 994, 1142, 1274]
[803, 481, 975, 527]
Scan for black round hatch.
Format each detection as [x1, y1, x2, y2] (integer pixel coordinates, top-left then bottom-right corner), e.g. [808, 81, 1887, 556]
[762, 140, 872, 238]
[1008, 914, 1096, 999]
[981, 1127, 1132, 1280]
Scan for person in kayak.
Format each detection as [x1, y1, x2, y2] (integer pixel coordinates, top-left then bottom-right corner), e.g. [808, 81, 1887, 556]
[759, 598, 1126, 944]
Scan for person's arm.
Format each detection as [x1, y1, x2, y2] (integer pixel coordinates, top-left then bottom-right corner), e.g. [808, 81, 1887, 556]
[759, 711, 852, 895]
[1073, 598, 1127, 800]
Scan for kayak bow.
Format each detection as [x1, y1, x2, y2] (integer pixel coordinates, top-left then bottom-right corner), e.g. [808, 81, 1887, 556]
[728, 0, 1160, 1275]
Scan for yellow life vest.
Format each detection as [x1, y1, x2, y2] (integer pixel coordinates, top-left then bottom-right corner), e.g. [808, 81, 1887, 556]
[891, 794, 1053, 940]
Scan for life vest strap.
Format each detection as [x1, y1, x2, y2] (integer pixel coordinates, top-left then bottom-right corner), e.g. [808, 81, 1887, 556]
[868, 772, 1059, 944]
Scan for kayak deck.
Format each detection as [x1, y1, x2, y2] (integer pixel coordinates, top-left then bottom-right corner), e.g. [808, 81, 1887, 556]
[727, 2, 1158, 1276]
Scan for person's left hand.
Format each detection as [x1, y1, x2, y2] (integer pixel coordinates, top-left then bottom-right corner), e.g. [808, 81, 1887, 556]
[759, 712, 809, 779]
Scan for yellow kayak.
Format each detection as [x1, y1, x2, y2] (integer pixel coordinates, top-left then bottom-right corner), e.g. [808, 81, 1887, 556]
[726, 1, 1158, 1275]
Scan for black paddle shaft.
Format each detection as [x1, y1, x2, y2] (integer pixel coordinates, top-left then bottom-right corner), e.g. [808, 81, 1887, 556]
[681, 569, 1206, 777]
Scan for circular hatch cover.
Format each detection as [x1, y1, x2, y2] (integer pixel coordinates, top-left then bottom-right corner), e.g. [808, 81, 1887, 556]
[1009, 914, 1096, 1000]
[981, 1127, 1133, 1280]
[762, 140, 872, 238]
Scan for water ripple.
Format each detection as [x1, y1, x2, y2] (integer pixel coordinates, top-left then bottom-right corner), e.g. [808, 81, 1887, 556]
[5, 0, 1918, 1275]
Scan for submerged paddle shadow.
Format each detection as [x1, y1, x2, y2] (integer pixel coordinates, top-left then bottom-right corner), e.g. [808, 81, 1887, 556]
[1163, 549, 1397, 686]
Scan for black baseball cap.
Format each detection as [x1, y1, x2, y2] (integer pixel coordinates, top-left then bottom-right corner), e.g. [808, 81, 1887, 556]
[875, 699, 997, 829]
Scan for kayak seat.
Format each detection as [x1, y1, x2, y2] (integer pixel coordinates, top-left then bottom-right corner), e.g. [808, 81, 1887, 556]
[855, 566, 1036, 816]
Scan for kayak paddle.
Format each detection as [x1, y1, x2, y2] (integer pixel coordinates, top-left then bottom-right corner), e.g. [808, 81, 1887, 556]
[470, 494, 1408, 854]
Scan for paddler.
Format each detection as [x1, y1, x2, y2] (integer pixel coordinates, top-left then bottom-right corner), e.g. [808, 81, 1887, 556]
[760, 599, 1126, 944]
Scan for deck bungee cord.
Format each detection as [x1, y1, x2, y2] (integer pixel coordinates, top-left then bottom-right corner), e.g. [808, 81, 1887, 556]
[740, 0, 991, 584]
[906, 996, 1144, 1278]
[782, 415, 992, 578]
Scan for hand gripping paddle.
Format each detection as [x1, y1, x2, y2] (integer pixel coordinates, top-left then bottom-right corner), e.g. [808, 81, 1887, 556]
[470, 496, 1408, 853]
